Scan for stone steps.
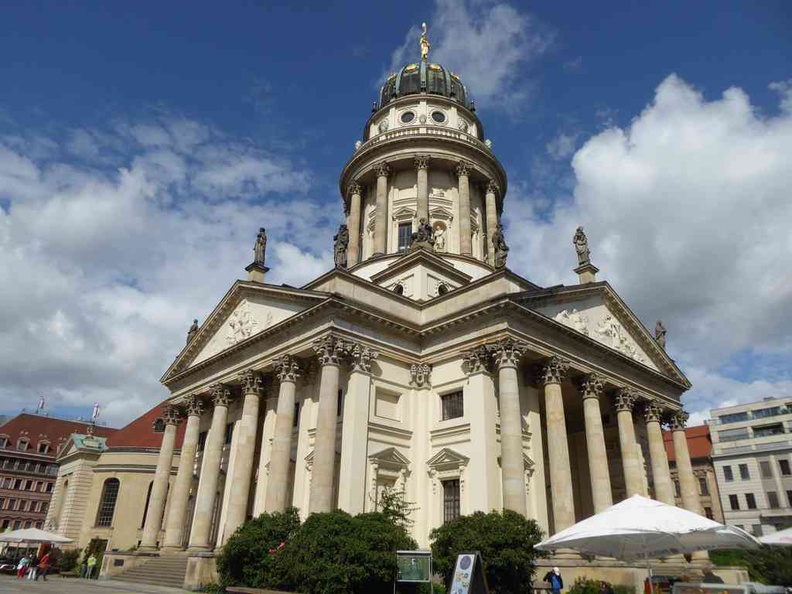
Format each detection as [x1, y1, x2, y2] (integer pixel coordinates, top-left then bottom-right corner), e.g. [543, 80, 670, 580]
[114, 556, 188, 589]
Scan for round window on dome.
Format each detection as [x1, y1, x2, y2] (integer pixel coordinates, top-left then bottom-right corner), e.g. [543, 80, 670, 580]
[431, 110, 447, 123]
[400, 111, 416, 124]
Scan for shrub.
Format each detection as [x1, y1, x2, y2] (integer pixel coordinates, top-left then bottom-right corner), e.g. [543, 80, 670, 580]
[216, 507, 300, 589]
[711, 547, 792, 586]
[430, 510, 544, 594]
[59, 549, 80, 572]
[568, 577, 603, 594]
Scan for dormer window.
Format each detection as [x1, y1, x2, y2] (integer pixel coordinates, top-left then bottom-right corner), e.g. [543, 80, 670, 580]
[17, 438, 29, 452]
[0, 436, 8, 448]
[393, 284, 405, 296]
[37, 442, 50, 454]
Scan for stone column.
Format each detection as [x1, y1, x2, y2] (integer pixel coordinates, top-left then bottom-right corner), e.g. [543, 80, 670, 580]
[415, 155, 430, 223]
[543, 356, 576, 532]
[645, 402, 675, 505]
[485, 180, 499, 266]
[265, 355, 300, 512]
[309, 335, 347, 513]
[456, 162, 472, 256]
[581, 373, 613, 513]
[188, 384, 231, 550]
[163, 396, 202, 550]
[615, 388, 644, 497]
[222, 370, 263, 541]
[347, 182, 363, 266]
[140, 406, 180, 550]
[373, 163, 390, 255]
[491, 339, 527, 515]
[338, 344, 378, 514]
[671, 411, 709, 561]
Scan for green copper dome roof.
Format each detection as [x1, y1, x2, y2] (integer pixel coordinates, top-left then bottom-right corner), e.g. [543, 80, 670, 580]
[377, 61, 473, 111]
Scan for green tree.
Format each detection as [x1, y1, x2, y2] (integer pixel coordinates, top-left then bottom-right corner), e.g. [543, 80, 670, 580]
[216, 507, 300, 589]
[430, 510, 545, 594]
[377, 486, 418, 530]
[712, 546, 792, 586]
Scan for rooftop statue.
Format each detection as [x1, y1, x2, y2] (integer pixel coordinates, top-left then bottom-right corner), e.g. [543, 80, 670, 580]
[253, 227, 267, 265]
[655, 320, 667, 349]
[420, 22, 430, 61]
[186, 319, 199, 344]
[334, 224, 349, 269]
[492, 222, 509, 268]
[573, 226, 590, 266]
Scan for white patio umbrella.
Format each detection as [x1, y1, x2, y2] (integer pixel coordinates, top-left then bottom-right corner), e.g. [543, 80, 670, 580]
[758, 526, 792, 546]
[535, 495, 759, 582]
[0, 527, 73, 545]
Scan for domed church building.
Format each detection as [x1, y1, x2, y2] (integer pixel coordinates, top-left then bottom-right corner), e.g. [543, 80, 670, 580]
[47, 31, 727, 590]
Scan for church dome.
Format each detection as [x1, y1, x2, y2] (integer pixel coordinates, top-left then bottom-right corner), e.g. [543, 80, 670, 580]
[377, 61, 473, 111]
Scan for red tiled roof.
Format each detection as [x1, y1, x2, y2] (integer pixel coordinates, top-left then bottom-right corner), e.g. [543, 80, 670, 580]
[107, 402, 187, 449]
[0, 413, 117, 457]
[663, 424, 712, 462]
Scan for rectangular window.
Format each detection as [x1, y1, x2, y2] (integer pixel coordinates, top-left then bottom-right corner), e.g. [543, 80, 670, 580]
[728, 494, 740, 510]
[753, 424, 784, 438]
[40, 502, 48, 514]
[441, 391, 464, 421]
[12, 520, 20, 530]
[779, 459, 791, 476]
[397, 222, 412, 253]
[752, 407, 781, 419]
[719, 412, 749, 424]
[768, 491, 780, 509]
[704, 506, 713, 520]
[745, 493, 757, 509]
[442, 479, 461, 523]
[46, 482, 53, 493]
[719, 428, 750, 442]
[0, 497, 4, 510]
[723, 466, 734, 482]
[699, 477, 709, 496]
[760, 461, 773, 479]
[197, 431, 208, 452]
[224, 423, 234, 445]
[786, 490, 792, 506]
[739, 464, 750, 480]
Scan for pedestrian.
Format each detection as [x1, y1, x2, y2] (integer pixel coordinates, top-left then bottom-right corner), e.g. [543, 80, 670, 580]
[86, 553, 97, 579]
[37, 550, 51, 581]
[544, 567, 564, 594]
[16, 555, 30, 579]
[27, 554, 38, 580]
[80, 555, 88, 578]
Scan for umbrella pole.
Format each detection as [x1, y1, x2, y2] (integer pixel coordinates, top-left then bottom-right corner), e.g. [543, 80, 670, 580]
[645, 552, 653, 594]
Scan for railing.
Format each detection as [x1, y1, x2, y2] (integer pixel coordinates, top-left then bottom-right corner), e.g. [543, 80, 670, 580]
[355, 126, 491, 154]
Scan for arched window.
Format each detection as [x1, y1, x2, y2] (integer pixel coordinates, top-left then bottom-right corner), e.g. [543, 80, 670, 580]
[96, 478, 120, 527]
[437, 283, 449, 296]
[393, 284, 404, 296]
[37, 442, 50, 454]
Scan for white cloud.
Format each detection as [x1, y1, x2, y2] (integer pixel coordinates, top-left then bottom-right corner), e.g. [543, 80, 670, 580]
[505, 74, 792, 422]
[0, 117, 338, 427]
[546, 132, 578, 160]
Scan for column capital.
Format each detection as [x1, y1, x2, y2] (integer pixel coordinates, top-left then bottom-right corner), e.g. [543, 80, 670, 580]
[185, 395, 203, 418]
[410, 363, 431, 388]
[542, 355, 569, 385]
[373, 162, 390, 178]
[210, 383, 232, 408]
[489, 338, 527, 370]
[669, 410, 689, 431]
[644, 401, 664, 424]
[414, 155, 430, 169]
[163, 405, 181, 426]
[347, 181, 362, 197]
[239, 369, 264, 395]
[275, 354, 300, 383]
[486, 179, 500, 196]
[350, 343, 379, 373]
[312, 335, 349, 367]
[580, 372, 604, 400]
[455, 161, 472, 177]
[614, 387, 637, 412]
[463, 346, 491, 375]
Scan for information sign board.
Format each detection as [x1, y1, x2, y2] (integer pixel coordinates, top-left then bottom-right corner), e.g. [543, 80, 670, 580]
[396, 550, 432, 583]
[449, 551, 488, 594]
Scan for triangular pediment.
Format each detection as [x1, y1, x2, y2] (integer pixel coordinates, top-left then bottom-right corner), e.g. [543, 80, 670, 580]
[162, 281, 327, 381]
[427, 447, 469, 471]
[369, 248, 472, 301]
[369, 447, 411, 470]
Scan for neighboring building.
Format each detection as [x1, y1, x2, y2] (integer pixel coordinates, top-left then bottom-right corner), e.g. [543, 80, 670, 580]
[0, 413, 116, 531]
[664, 424, 724, 522]
[50, 34, 714, 590]
[709, 397, 792, 536]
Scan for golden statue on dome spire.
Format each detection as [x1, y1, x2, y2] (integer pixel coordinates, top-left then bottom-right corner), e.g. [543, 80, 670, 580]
[420, 22, 430, 61]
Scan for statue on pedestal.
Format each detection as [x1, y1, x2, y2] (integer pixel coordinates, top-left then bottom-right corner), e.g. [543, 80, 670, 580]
[334, 224, 349, 268]
[655, 320, 667, 349]
[186, 319, 199, 344]
[411, 218, 435, 249]
[254, 228, 267, 265]
[573, 226, 590, 265]
[420, 23, 430, 61]
[492, 222, 509, 268]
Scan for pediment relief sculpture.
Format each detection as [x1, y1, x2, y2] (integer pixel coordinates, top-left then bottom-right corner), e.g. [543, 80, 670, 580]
[553, 308, 590, 336]
[593, 314, 647, 364]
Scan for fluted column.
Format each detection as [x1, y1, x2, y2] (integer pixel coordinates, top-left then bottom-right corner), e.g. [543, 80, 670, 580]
[338, 344, 378, 514]
[415, 156, 430, 223]
[188, 384, 231, 550]
[491, 339, 527, 515]
[645, 402, 675, 505]
[347, 182, 363, 266]
[265, 355, 300, 512]
[581, 373, 613, 513]
[309, 335, 347, 513]
[222, 370, 263, 541]
[671, 411, 709, 561]
[485, 180, 499, 266]
[456, 162, 472, 256]
[543, 356, 575, 532]
[615, 388, 644, 497]
[373, 163, 390, 255]
[162, 396, 202, 550]
[140, 406, 180, 550]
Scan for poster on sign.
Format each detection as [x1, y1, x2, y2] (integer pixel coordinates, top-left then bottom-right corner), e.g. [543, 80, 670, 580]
[448, 551, 489, 594]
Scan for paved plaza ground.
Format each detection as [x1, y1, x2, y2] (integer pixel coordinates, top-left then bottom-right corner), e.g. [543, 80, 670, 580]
[0, 576, 184, 593]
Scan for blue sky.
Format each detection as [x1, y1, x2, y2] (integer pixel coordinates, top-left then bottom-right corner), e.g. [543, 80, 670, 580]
[0, 0, 790, 427]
